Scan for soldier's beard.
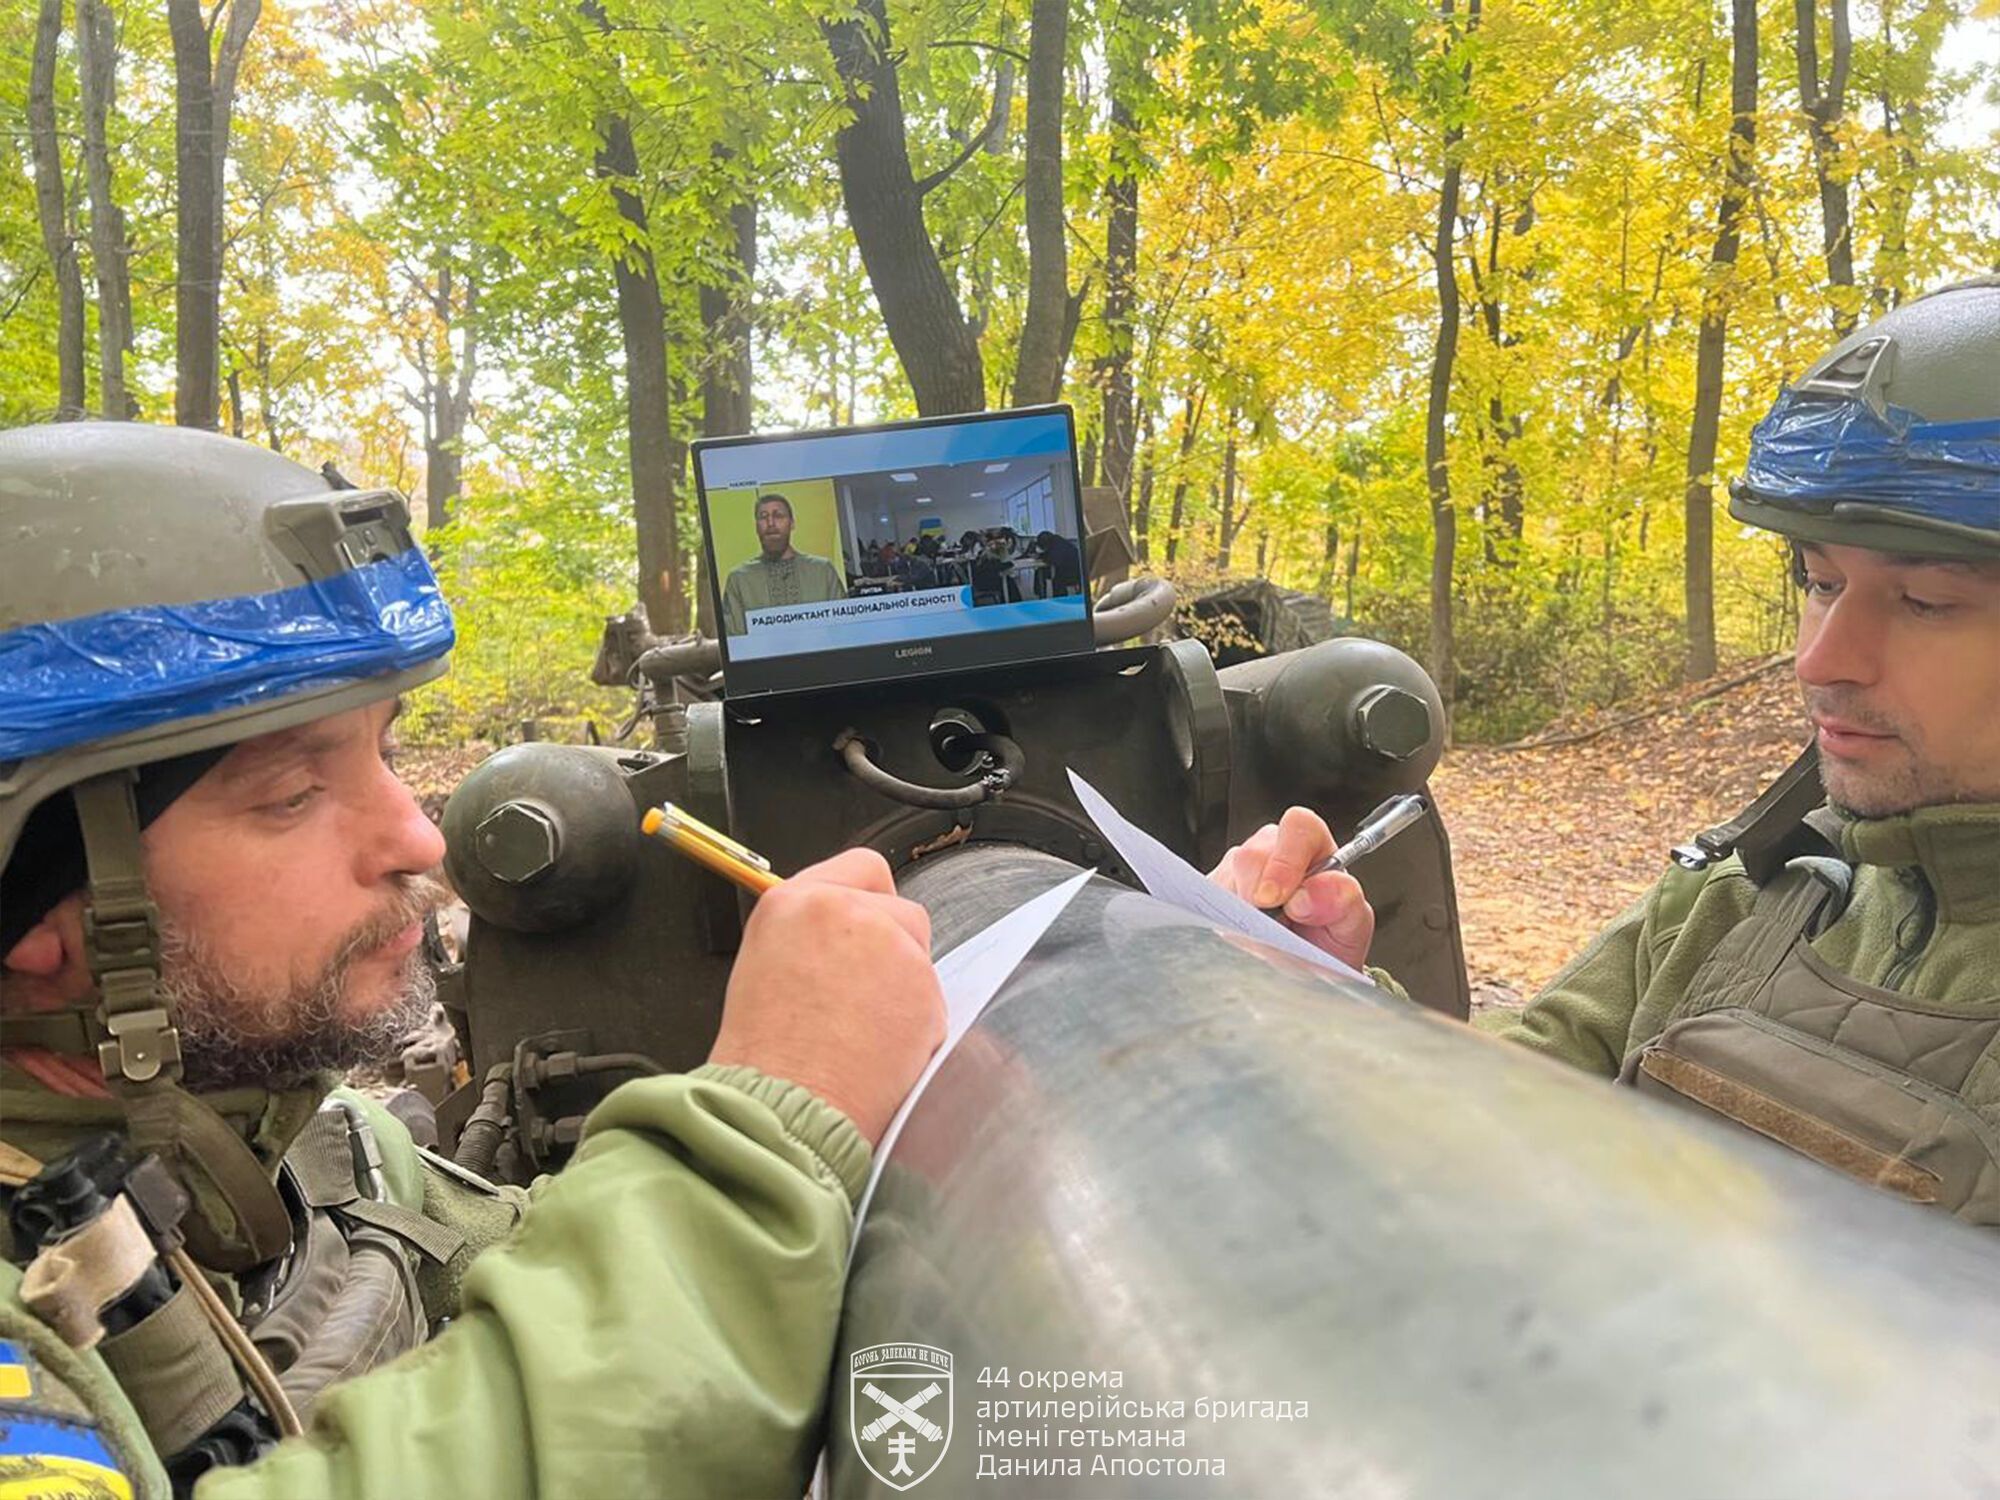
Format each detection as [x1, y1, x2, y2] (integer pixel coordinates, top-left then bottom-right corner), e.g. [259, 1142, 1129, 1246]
[160, 873, 447, 1091]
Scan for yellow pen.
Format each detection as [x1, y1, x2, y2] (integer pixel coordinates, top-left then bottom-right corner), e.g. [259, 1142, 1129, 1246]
[641, 802, 784, 896]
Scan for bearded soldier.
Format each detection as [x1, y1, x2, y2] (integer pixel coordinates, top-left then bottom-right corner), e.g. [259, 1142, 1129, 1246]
[1218, 278, 2000, 1224]
[719, 492, 847, 637]
[0, 423, 944, 1498]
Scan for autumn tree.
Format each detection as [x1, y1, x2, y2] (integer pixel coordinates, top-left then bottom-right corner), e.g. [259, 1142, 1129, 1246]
[1683, 0, 1758, 683]
[76, 0, 132, 418]
[1011, 0, 1077, 405]
[6, 0, 1996, 745]
[1095, 41, 1143, 513]
[1086, 0, 1199, 518]
[585, 58, 683, 635]
[1796, 0, 1855, 331]
[168, 0, 260, 429]
[700, 187, 757, 440]
[820, 0, 992, 414]
[28, 0, 85, 418]
[1422, 0, 1476, 732]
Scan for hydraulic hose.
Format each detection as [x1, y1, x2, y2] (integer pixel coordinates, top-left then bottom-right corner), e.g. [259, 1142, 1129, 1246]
[451, 1065, 514, 1178]
[631, 637, 723, 685]
[834, 729, 1025, 809]
[1092, 575, 1177, 644]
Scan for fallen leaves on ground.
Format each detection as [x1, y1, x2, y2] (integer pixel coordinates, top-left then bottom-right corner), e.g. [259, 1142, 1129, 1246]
[398, 742, 499, 823]
[1434, 656, 1808, 1015]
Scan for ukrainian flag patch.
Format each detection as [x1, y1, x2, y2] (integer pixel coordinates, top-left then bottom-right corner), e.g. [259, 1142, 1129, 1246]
[0, 1341, 133, 1500]
[0, 1343, 28, 1405]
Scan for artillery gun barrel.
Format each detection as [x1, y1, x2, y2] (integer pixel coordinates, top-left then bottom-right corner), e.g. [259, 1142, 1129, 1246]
[837, 846, 2000, 1497]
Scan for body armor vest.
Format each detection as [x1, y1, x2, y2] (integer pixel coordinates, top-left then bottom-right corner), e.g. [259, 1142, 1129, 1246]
[241, 1100, 442, 1415]
[1620, 863, 2000, 1224]
[14, 1095, 467, 1494]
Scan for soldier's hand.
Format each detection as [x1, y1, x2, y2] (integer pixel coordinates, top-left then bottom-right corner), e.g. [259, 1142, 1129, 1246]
[1210, 807, 1375, 971]
[708, 847, 945, 1147]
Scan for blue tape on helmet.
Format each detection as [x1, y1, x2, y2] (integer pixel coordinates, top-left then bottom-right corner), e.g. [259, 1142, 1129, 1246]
[0, 547, 454, 761]
[1737, 392, 2000, 529]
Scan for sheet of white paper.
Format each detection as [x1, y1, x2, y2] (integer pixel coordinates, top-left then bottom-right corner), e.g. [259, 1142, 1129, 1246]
[1067, 767, 1371, 986]
[851, 869, 1093, 1237]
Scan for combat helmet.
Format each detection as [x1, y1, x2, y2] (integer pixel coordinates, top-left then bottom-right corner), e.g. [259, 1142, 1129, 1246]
[0, 422, 453, 1267]
[1732, 276, 2000, 557]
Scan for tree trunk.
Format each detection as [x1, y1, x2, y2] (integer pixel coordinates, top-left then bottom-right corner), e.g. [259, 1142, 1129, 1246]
[1485, 395, 1525, 564]
[1320, 520, 1341, 597]
[1214, 408, 1245, 572]
[1600, 529, 1622, 696]
[1134, 404, 1156, 563]
[597, 111, 685, 635]
[985, 42, 1016, 159]
[822, 0, 984, 415]
[210, 0, 257, 251]
[1467, 204, 1526, 567]
[254, 325, 279, 451]
[700, 187, 757, 439]
[1872, 5, 1912, 314]
[424, 266, 476, 531]
[1346, 518, 1362, 621]
[30, 0, 86, 420]
[76, 0, 132, 418]
[168, 0, 259, 430]
[695, 191, 755, 637]
[1796, 0, 1854, 332]
[1425, 0, 1474, 736]
[1096, 73, 1140, 513]
[1163, 392, 1204, 569]
[1684, 0, 1758, 684]
[1011, 0, 1070, 406]
[1639, 248, 1663, 554]
[669, 370, 693, 621]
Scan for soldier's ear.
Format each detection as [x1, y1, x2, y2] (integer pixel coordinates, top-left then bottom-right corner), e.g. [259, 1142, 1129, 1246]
[3, 894, 87, 980]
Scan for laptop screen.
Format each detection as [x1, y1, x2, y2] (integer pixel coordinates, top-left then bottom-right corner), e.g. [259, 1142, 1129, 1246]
[692, 406, 1096, 700]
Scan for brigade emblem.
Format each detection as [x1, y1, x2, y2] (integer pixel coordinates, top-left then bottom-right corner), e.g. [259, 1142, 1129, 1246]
[850, 1343, 953, 1490]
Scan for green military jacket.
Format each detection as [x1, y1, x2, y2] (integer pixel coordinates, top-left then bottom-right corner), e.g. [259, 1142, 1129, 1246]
[1, 1062, 868, 1500]
[1502, 803, 2000, 1077]
[720, 551, 847, 636]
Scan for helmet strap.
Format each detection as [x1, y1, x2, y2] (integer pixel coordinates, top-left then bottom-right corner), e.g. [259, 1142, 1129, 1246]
[72, 772, 291, 1270]
[71, 772, 179, 1085]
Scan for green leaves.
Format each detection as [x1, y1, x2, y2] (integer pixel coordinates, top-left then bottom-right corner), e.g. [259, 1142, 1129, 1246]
[5, 0, 1994, 743]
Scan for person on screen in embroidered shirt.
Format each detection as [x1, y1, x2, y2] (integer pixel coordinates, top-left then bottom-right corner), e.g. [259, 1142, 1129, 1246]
[720, 494, 847, 635]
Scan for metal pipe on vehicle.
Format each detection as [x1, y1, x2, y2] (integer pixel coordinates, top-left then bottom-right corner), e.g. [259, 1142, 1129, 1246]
[837, 846, 2000, 1497]
[1091, 576, 1176, 645]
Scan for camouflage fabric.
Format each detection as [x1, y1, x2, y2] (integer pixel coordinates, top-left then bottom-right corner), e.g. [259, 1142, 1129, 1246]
[1504, 804, 2000, 1221]
[3, 1065, 866, 1499]
[1504, 803, 2000, 1076]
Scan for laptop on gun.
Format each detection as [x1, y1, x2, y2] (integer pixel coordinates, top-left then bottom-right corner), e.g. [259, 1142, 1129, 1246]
[692, 405, 1095, 702]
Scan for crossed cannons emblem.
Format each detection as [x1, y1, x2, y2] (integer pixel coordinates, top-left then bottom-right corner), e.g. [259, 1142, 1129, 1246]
[850, 1344, 954, 1489]
[861, 1382, 944, 1475]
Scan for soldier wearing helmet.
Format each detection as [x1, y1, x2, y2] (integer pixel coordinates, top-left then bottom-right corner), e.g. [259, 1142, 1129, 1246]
[1217, 279, 2000, 1224]
[0, 424, 944, 1497]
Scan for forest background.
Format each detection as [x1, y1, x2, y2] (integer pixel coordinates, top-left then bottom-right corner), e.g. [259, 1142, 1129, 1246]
[5, 0, 1997, 747]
